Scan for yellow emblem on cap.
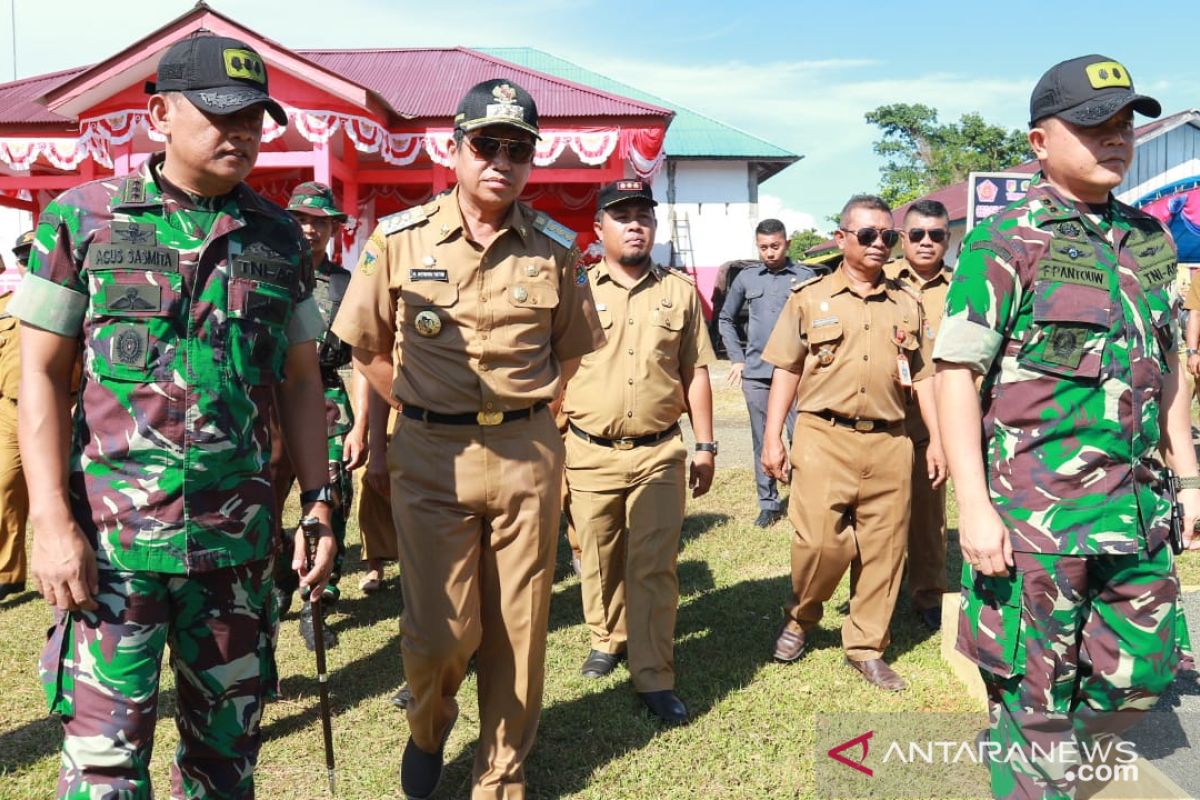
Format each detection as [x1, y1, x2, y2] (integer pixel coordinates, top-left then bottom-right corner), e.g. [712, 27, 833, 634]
[1085, 61, 1131, 89]
[223, 49, 266, 85]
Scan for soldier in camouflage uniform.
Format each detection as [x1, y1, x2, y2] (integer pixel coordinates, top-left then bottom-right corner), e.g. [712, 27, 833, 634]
[271, 181, 366, 650]
[14, 36, 336, 799]
[935, 55, 1198, 799]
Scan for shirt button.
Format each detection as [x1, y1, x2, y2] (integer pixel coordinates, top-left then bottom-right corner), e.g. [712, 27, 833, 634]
[628, 378, 634, 385]
[860, 387, 866, 393]
[628, 319, 634, 325]
[626, 411, 633, 418]
[481, 333, 489, 340]
[863, 355, 869, 361]
[480, 364, 490, 371]
[864, 324, 870, 330]
[628, 348, 634, 355]
[485, 401, 494, 409]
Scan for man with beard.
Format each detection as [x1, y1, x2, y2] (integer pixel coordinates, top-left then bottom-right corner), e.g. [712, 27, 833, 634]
[561, 179, 716, 724]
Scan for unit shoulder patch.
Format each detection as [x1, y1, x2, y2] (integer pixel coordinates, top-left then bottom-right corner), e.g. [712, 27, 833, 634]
[532, 212, 576, 249]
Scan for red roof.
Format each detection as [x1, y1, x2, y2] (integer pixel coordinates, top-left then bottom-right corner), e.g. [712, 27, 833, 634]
[301, 48, 671, 122]
[0, 47, 670, 132]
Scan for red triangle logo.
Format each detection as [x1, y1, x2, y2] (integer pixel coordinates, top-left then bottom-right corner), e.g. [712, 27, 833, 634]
[827, 730, 874, 777]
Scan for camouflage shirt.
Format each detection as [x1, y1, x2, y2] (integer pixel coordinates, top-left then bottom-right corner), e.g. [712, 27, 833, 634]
[934, 176, 1179, 555]
[10, 153, 324, 574]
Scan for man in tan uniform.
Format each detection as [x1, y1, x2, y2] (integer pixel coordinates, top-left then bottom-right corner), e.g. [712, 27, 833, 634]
[562, 179, 716, 725]
[0, 231, 31, 600]
[761, 194, 943, 692]
[332, 78, 605, 800]
[886, 199, 951, 631]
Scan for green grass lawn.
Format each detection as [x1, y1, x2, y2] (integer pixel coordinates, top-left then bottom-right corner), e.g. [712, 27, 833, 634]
[3, 470, 1197, 800]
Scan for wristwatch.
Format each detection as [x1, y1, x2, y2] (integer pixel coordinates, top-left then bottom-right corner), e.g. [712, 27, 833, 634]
[1176, 475, 1200, 491]
[695, 441, 719, 456]
[300, 484, 335, 504]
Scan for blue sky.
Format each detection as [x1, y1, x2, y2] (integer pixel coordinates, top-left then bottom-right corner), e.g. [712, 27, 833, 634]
[6, 0, 1192, 233]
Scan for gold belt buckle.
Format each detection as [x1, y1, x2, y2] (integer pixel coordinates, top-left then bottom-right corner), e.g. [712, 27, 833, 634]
[477, 410, 504, 426]
[612, 439, 635, 451]
[853, 419, 874, 432]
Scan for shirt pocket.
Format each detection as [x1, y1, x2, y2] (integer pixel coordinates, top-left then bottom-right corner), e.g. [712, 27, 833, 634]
[228, 277, 294, 386]
[806, 319, 844, 371]
[1017, 280, 1111, 380]
[400, 281, 459, 339]
[502, 281, 559, 336]
[650, 306, 685, 356]
[85, 269, 181, 383]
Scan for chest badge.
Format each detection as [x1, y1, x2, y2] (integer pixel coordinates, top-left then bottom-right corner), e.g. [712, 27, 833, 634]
[513, 286, 529, 302]
[816, 345, 835, 366]
[414, 310, 442, 337]
[661, 298, 673, 308]
[525, 264, 539, 277]
[422, 255, 437, 267]
[1058, 222, 1082, 237]
[819, 301, 830, 312]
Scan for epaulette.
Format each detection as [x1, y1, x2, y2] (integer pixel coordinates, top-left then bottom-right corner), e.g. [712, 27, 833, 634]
[891, 276, 922, 302]
[790, 273, 827, 293]
[660, 265, 695, 285]
[532, 212, 576, 249]
[380, 203, 435, 236]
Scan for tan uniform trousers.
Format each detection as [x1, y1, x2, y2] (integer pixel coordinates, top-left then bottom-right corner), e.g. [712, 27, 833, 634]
[785, 413, 912, 661]
[357, 471, 399, 562]
[0, 398, 27, 586]
[390, 407, 562, 800]
[566, 432, 687, 692]
[907, 437, 947, 612]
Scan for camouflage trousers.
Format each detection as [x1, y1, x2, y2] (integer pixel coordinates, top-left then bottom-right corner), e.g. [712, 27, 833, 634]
[40, 560, 278, 800]
[958, 546, 1191, 799]
[271, 378, 353, 598]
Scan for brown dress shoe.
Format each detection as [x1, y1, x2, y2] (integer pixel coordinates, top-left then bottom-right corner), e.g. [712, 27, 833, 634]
[845, 657, 907, 691]
[772, 624, 807, 662]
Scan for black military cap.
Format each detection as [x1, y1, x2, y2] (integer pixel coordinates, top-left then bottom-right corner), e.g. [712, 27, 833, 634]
[1030, 54, 1160, 127]
[12, 230, 33, 260]
[597, 179, 657, 211]
[146, 35, 287, 126]
[454, 78, 540, 139]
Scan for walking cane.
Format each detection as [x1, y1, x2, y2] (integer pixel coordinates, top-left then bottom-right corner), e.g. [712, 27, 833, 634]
[301, 516, 337, 794]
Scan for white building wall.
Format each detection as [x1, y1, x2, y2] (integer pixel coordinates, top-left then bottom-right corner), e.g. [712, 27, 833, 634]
[650, 159, 760, 269]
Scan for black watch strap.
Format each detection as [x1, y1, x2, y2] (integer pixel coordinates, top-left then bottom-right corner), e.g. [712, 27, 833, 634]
[300, 484, 334, 504]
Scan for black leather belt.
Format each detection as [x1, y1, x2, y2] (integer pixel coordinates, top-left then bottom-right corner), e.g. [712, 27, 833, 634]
[811, 410, 901, 433]
[569, 421, 680, 450]
[403, 401, 547, 426]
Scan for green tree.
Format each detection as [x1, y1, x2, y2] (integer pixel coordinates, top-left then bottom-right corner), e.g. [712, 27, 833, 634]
[865, 104, 1031, 206]
[788, 228, 827, 260]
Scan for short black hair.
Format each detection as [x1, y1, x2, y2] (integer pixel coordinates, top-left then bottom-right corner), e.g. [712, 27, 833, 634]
[755, 218, 787, 238]
[905, 199, 949, 223]
[840, 194, 892, 227]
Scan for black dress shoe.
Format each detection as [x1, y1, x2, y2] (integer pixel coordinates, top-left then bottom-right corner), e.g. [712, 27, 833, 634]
[0, 582, 26, 601]
[638, 690, 689, 725]
[401, 708, 458, 799]
[391, 683, 412, 709]
[580, 649, 621, 678]
[754, 509, 783, 528]
[298, 601, 338, 651]
[917, 606, 942, 632]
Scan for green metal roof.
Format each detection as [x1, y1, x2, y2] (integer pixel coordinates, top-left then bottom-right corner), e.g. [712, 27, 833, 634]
[477, 47, 801, 169]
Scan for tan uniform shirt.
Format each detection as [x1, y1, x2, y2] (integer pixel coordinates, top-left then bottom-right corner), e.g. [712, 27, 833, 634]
[762, 266, 930, 423]
[0, 292, 19, 401]
[332, 187, 606, 414]
[563, 260, 715, 438]
[886, 258, 951, 440]
[1184, 272, 1200, 311]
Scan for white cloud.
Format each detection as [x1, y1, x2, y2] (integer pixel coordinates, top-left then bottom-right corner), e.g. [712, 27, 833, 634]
[757, 194, 823, 236]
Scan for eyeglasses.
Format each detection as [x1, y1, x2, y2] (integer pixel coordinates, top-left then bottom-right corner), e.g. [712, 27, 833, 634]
[839, 227, 899, 248]
[905, 227, 948, 244]
[465, 135, 536, 165]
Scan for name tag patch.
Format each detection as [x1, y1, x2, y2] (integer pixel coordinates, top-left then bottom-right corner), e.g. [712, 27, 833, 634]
[87, 245, 179, 273]
[812, 316, 839, 328]
[1035, 260, 1111, 290]
[409, 269, 449, 282]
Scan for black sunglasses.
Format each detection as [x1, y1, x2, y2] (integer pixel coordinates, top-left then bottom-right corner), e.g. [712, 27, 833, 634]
[839, 227, 899, 248]
[905, 227, 948, 244]
[465, 135, 536, 165]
